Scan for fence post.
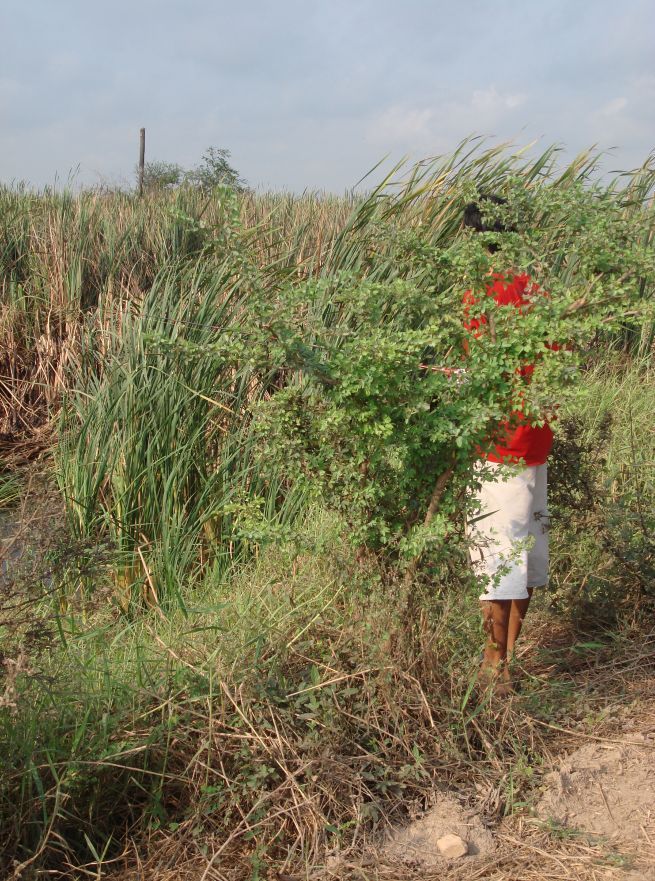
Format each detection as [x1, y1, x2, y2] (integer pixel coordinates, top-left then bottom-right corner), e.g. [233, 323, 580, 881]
[138, 128, 146, 196]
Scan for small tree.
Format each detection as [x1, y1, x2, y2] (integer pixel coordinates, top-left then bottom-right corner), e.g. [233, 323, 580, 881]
[140, 161, 184, 191]
[249, 181, 655, 587]
[185, 147, 248, 193]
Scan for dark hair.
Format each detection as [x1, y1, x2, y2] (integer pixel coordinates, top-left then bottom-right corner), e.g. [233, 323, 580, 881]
[463, 194, 515, 233]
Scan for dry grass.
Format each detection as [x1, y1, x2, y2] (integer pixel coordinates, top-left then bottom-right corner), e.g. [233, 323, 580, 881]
[3, 478, 655, 880]
[46, 618, 651, 881]
[3, 455, 655, 880]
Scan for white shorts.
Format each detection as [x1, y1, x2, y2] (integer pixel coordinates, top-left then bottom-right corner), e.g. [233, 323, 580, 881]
[468, 462, 549, 601]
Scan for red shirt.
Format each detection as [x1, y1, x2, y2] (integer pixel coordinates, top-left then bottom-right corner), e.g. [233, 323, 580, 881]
[464, 273, 554, 466]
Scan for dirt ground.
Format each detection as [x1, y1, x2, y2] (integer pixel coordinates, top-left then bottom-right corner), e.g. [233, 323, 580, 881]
[373, 718, 655, 880]
[358, 639, 655, 881]
[537, 737, 655, 869]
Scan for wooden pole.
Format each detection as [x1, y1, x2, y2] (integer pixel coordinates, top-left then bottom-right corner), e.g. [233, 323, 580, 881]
[138, 127, 146, 196]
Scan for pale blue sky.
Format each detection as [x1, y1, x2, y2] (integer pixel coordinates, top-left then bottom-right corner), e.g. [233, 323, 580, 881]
[1, 0, 653, 191]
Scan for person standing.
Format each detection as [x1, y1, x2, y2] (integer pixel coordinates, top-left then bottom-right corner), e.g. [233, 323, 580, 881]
[463, 199, 555, 694]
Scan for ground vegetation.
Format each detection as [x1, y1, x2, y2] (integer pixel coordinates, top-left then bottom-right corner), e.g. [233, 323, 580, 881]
[1, 141, 654, 879]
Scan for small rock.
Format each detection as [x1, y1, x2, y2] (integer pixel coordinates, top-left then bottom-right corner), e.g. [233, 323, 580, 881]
[436, 833, 468, 859]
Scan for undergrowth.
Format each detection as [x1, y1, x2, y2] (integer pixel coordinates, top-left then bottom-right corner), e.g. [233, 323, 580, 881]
[1, 143, 654, 879]
[2, 361, 654, 879]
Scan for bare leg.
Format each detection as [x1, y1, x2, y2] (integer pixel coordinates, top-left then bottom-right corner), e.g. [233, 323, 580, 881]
[479, 600, 512, 693]
[506, 587, 535, 656]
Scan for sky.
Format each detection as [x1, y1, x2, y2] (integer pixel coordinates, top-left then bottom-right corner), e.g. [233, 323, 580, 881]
[1, 0, 654, 193]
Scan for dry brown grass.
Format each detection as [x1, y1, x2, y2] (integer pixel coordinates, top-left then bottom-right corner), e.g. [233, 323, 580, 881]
[67, 619, 653, 881]
[0, 187, 354, 462]
[3, 477, 655, 880]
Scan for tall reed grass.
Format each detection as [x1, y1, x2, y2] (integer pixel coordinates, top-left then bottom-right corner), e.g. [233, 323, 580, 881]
[2, 142, 654, 446]
[2, 141, 654, 610]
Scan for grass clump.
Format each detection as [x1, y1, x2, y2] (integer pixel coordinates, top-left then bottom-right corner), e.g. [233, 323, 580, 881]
[1, 509, 489, 877]
[549, 358, 655, 620]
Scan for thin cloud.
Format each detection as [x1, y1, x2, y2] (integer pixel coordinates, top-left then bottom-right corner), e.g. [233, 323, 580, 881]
[368, 106, 436, 144]
[600, 97, 628, 116]
[472, 87, 527, 114]
[368, 87, 528, 156]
